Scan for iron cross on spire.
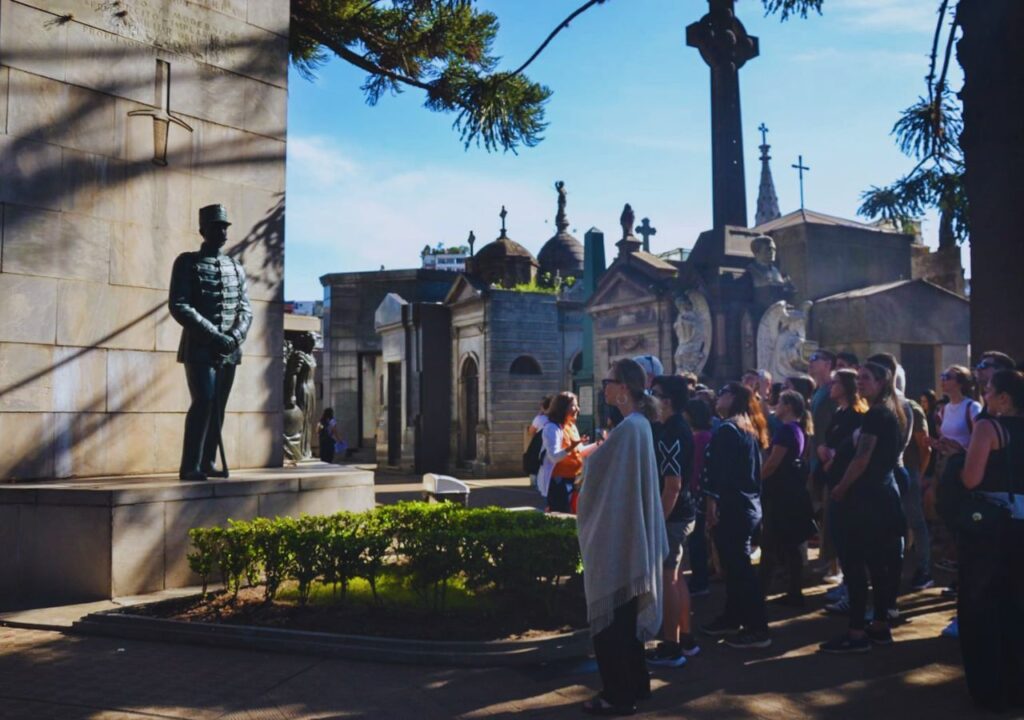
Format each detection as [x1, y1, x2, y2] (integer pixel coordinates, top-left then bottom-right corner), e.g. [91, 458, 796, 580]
[791, 154, 810, 210]
[758, 122, 769, 147]
[499, 206, 508, 236]
[635, 218, 657, 253]
[128, 59, 193, 166]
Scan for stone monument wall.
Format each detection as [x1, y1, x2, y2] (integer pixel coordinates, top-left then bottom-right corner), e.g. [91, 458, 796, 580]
[0, 0, 288, 479]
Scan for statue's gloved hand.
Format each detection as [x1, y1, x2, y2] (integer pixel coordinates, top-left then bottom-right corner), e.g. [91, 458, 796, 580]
[213, 332, 237, 353]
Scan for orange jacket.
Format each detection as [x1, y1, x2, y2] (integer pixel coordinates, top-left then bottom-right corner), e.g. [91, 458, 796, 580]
[551, 422, 583, 478]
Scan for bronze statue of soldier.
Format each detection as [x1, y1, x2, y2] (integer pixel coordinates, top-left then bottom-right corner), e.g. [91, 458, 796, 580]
[169, 204, 252, 481]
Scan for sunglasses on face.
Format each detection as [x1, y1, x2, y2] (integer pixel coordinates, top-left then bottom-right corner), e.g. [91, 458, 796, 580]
[941, 372, 959, 381]
[717, 388, 732, 397]
[976, 361, 997, 371]
[602, 379, 621, 389]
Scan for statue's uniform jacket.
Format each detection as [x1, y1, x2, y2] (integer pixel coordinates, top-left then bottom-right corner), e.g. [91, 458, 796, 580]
[168, 252, 252, 365]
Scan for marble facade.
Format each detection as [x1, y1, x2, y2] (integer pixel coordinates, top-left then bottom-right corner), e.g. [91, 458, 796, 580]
[0, 0, 288, 480]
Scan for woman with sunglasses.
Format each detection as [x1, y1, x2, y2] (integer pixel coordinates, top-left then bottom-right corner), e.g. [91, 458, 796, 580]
[934, 365, 981, 457]
[958, 369, 1024, 712]
[701, 382, 772, 649]
[577, 359, 666, 715]
[821, 362, 907, 653]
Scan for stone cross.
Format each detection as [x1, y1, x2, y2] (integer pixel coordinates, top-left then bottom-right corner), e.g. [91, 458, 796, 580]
[128, 59, 194, 167]
[635, 218, 657, 253]
[686, 0, 759, 230]
[791, 155, 810, 210]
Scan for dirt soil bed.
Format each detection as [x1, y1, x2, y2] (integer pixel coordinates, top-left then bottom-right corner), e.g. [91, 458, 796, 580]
[124, 581, 588, 642]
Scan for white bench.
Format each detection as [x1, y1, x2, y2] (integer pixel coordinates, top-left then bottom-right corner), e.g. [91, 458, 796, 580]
[421, 473, 470, 506]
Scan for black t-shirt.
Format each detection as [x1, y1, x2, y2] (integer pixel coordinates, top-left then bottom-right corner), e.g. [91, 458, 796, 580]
[825, 407, 863, 452]
[856, 404, 903, 493]
[655, 413, 696, 523]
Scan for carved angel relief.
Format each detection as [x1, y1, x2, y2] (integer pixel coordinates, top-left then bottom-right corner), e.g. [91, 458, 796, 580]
[756, 301, 818, 381]
[673, 290, 711, 376]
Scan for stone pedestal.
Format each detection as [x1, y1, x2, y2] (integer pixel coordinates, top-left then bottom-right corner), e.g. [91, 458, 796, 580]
[0, 464, 374, 610]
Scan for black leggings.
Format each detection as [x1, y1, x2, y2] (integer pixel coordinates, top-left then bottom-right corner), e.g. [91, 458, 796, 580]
[592, 597, 648, 706]
[958, 521, 1024, 711]
[759, 521, 804, 599]
[837, 511, 903, 631]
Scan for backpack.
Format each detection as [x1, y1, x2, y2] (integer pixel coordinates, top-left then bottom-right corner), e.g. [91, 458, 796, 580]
[523, 430, 546, 475]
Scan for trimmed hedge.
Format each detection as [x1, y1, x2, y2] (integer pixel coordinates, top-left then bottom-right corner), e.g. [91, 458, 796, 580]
[187, 503, 581, 612]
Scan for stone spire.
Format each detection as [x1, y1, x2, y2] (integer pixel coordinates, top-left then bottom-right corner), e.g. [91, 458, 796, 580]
[755, 123, 781, 226]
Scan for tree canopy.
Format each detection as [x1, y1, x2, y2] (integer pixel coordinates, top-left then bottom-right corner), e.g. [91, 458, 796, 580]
[289, 0, 600, 153]
[291, 0, 964, 239]
[289, 1, 831, 153]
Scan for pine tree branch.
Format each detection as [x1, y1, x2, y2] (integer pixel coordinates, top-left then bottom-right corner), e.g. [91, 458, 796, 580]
[926, 0, 950, 105]
[507, 0, 609, 78]
[935, 6, 959, 96]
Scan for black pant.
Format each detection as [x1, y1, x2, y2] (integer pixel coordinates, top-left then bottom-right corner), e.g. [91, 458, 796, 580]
[547, 476, 574, 513]
[759, 520, 804, 599]
[958, 521, 1024, 711]
[715, 519, 767, 632]
[838, 509, 903, 631]
[592, 597, 648, 707]
[688, 509, 710, 590]
[180, 362, 236, 476]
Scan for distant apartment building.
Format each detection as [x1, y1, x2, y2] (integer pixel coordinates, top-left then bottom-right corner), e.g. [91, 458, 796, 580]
[421, 245, 470, 272]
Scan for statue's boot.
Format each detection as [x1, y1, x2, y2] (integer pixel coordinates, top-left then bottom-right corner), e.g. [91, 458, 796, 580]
[180, 471, 208, 482]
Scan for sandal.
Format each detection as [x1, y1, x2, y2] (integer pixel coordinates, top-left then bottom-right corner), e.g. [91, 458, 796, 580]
[581, 695, 636, 716]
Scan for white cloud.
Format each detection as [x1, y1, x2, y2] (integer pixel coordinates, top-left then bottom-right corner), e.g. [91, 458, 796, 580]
[790, 46, 926, 68]
[284, 138, 555, 296]
[282, 135, 713, 299]
[827, 0, 942, 35]
[287, 135, 358, 185]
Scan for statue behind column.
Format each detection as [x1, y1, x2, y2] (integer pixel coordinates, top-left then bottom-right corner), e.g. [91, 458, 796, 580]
[168, 204, 253, 481]
[283, 331, 318, 463]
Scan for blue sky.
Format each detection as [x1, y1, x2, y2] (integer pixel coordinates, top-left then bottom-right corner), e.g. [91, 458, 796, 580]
[283, 0, 963, 301]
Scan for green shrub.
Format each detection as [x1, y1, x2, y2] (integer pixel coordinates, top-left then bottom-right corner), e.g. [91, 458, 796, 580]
[187, 526, 223, 596]
[186, 504, 582, 614]
[250, 517, 293, 602]
[282, 515, 324, 605]
[220, 520, 256, 600]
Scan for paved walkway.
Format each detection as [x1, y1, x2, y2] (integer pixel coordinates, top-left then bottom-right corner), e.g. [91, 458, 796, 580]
[0, 472, 980, 718]
[0, 579, 975, 719]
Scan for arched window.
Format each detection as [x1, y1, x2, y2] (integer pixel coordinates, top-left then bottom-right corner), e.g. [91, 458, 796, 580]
[570, 352, 583, 376]
[510, 355, 543, 375]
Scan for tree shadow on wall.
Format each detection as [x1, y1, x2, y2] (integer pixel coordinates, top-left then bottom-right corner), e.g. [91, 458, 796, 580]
[0, 5, 291, 481]
[0, 195, 287, 481]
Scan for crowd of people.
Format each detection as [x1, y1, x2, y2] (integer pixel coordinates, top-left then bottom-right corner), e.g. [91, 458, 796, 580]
[525, 350, 1024, 716]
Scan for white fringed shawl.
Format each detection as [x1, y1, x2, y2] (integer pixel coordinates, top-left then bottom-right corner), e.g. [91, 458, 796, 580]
[577, 412, 668, 639]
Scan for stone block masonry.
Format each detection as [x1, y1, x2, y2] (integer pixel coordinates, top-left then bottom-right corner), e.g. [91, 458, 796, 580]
[0, 0, 289, 480]
[0, 465, 375, 608]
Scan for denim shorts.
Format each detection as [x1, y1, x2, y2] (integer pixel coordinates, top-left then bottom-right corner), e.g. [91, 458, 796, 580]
[665, 520, 695, 570]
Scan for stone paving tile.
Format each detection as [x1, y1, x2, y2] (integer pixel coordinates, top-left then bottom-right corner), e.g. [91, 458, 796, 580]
[0, 578, 980, 720]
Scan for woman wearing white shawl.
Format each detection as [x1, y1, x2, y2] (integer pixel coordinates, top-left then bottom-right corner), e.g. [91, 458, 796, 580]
[578, 358, 668, 715]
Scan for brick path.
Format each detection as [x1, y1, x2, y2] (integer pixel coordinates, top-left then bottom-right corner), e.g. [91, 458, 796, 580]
[0, 577, 976, 720]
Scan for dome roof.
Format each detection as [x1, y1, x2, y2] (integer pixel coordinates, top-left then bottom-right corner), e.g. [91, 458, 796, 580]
[538, 230, 584, 279]
[474, 233, 538, 265]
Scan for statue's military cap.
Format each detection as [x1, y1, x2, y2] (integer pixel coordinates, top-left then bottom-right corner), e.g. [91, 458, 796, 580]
[199, 204, 231, 227]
